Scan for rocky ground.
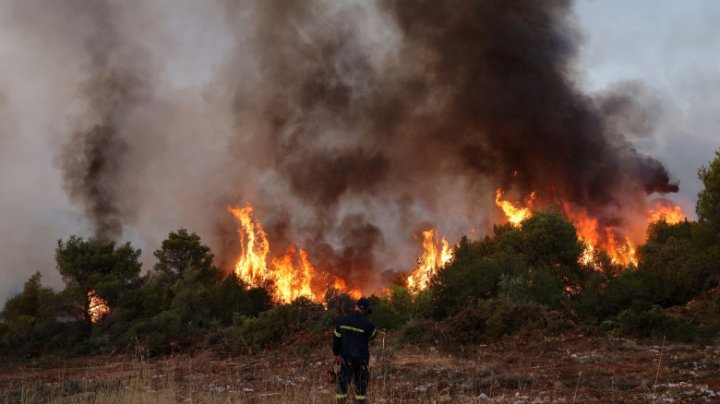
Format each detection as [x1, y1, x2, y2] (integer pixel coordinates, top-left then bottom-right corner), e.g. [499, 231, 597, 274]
[1, 331, 719, 403]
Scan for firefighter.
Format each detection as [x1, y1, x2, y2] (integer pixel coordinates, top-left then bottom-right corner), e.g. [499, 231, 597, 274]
[332, 297, 377, 403]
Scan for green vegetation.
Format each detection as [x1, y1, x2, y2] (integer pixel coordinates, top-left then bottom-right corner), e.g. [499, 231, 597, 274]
[2, 152, 720, 357]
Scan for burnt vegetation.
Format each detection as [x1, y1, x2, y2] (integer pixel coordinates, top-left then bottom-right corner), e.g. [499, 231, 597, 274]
[1, 152, 719, 358]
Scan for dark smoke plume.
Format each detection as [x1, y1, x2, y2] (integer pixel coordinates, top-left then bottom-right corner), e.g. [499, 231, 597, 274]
[381, 0, 678, 201]
[5, 0, 679, 293]
[59, 1, 148, 241]
[219, 0, 677, 288]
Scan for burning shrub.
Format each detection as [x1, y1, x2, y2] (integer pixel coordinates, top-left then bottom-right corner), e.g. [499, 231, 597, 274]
[55, 236, 142, 327]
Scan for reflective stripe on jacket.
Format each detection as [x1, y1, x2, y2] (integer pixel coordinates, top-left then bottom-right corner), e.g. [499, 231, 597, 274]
[332, 311, 376, 361]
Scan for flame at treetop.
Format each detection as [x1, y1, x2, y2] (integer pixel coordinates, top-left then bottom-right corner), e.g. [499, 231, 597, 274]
[496, 188, 644, 267]
[228, 204, 359, 303]
[271, 246, 317, 303]
[228, 194, 687, 299]
[407, 229, 453, 290]
[228, 204, 270, 283]
[648, 200, 686, 224]
[495, 189, 535, 226]
[87, 289, 110, 324]
[563, 205, 639, 267]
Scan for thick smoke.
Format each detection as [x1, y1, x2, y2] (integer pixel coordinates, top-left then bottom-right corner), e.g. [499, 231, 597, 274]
[58, 1, 149, 241]
[1, 0, 698, 299]
[218, 0, 677, 288]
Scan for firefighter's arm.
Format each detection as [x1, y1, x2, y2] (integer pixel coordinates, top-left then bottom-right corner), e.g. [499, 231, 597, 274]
[368, 324, 377, 341]
[332, 325, 342, 356]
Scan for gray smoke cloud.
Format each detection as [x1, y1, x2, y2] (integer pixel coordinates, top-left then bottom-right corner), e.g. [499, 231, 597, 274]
[58, 0, 150, 241]
[0, 0, 717, 300]
[216, 0, 678, 288]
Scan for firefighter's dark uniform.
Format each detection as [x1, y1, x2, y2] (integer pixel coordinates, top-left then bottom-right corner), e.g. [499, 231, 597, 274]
[333, 309, 376, 403]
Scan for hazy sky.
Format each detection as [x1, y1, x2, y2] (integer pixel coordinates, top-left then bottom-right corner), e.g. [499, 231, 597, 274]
[0, 0, 718, 303]
[576, 0, 720, 209]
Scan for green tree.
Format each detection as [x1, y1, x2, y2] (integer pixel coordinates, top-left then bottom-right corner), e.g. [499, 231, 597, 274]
[128, 229, 274, 353]
[638, 220, 718, 306]
[519, 209, 586, 306]
[138, 229, 219, 318]
[430, 235, 526, 318]
[153, 229, 216, 284]
[697, 149, 720, 241]
[0, 272, 60, 353]
[55, 236, 142, 326]
[139, 230, 220, 332]
[519, 209, 584, 268]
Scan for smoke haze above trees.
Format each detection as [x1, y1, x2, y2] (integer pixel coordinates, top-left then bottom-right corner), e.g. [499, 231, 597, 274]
[0, 0, 718, 300]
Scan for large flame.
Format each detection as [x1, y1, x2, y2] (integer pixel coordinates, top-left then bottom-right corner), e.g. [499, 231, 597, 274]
[87, 289, 110, 324]
[228, 203, 359, 303]
[563, 205, 638, 267]
[271, 246, 317, 303]
[648, 200, 686, 224]
[407, 229, 453, 290]
[495, 189, 535, 226]
[228, 204, 270, 283]
[495, 188, 641, 267]
[569, 209, 602, 266]
[605, 231, 637, 267]
[228, 194, 685, 301]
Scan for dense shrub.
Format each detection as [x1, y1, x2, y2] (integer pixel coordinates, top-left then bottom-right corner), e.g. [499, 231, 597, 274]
[603, 301, 713, 343]
[223, 298, 325, 353]
[0, 273, 64, 355]
[396, 319, 443, 345]
[368, 285, 414, 330]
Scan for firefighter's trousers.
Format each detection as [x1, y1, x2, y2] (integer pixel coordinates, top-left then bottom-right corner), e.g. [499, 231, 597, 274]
[336, 358, 369, 403]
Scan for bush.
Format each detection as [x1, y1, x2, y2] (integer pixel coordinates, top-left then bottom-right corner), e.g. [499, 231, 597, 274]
[396, 319, 443, 345]
[605, 301, 713, 342]
[368, 286, 413, 330]
[480, 299, 545, 338]
[223, 298, 325, 353]
[0, 273, 64, 355]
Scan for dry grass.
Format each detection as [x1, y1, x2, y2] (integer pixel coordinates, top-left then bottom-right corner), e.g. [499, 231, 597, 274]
[2, 332, 719, 403]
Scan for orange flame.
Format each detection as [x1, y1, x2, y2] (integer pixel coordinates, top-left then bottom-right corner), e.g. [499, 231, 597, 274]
[87, 289, 109, 324]
[229, 203, 360, 303]
[490, 194, 640, 268]
[407, 229, 453, 290]
[495, 189, 535, 226]
[648, 200, 685, 224]
[605, 231, 637, 267]
[271, 246, 317, 303]
[333, 278, 363, 299]
[569, 209, 601, 267]
[228, 204, 270, 284]
[563, 205, 638, 267]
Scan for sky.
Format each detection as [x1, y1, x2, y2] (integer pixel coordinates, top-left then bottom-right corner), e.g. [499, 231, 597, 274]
[0, 0, 718, 303]
[576, 0, 720, 209]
